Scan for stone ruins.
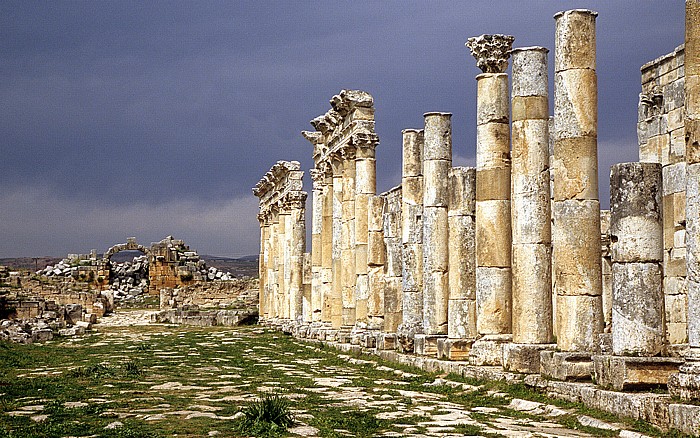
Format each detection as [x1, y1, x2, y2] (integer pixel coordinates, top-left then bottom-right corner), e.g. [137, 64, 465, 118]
[254, 4, 700, 433]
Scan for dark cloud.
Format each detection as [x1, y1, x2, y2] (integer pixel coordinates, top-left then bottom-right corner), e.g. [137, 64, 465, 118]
[0, 1, 685, 257]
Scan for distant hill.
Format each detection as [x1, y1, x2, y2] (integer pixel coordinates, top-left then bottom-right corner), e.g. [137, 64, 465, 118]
[201, 255, 259, 278]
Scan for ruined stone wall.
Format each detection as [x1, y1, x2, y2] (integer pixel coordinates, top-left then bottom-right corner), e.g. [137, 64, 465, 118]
[159, 278, 259, 310]
[638, 45, 687, 345]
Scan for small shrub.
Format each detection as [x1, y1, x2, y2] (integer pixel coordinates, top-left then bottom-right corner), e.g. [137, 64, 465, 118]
[122, 361, 144, 378]
[234, 393, 295, 437]
[69, 363, 112, 379]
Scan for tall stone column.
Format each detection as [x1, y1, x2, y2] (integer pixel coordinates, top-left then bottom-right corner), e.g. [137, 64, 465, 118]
[341, 148, 357, 334]
[398, 129, 424, 352]
[467, 34, 514, 366]
[321, 171, 334, 327]
[279, 207, 291, 320]
[288, 193, 307, 323]
[439, 166, 476, 360]
[309, 170, 324, 325]
[354, 141, 377, 334]
[257, 214, 270, 321]
[383, 187, 403, 340]
[331, 158, 344, 331]
[367, 194, 386, 333]
[593, 163, 682, 390]
[542, 9, 604, 381]
[670, 0, 700, 400]
[415, 112, 451, 356]
[503, 46, 556, 373]
[269, 210, 280, 321]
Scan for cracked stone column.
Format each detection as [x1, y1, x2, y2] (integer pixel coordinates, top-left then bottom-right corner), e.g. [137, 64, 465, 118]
[503, 46, 556, 373]
[321, 169, 334, 327]
[467, 34, 514, 366]
[551, 9, 604, 353]
[415, 112, 451, 356]
[670, 0, 700, 400]
[438, 166, 476, 360]
[309, 170, 324, 324]
[341, 148, 357, 332]
[398, 129, 424, 352]
[288, 192, 307, 323]
[278, 206, 290, 320]
[354, 141, 377, 332]
[269, 210, 280, 320]
[367, 195, 386, 333]
[591, 163, 683, 391]
[331, 157, 344, 330]
[258, 214, 270, 321]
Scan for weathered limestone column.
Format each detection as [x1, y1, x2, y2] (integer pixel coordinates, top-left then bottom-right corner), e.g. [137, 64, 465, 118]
[341, 148, 357, 334]
[383, 187, 403, 342]
[552, 8, 604, 351]
[309, 170, 324, 325]
[593, 163, 682, 390]
[288, 192, 307, 323]
[367, 195, 386, 334]
[257, 214, 270, 321]
[269, 210, 280, 321]
[331, 157, 344, 331]
[414, 112, 452, 357]
[354, 140, 377, 336]
[438, 166, 476, 360]
[398, 129, 424, 353]
[670, 0, 700, 400]
[278, 207, 289, 320]
[503, 46, 556, 374]
[466, 34, 514, 366]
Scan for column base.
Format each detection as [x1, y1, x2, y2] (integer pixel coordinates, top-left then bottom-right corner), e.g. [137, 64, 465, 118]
[669, 349, 700, 401]
[437, 338, 474, 361]
[376, 333, 397, 350]
[539, 351, 593, 381]
[338, 330, 353, 344]
[414, 334, 446, 357]
[359, 332, 377, 348]
[502, 343, 556, 374]
[468, 334, 512, 366]
[592, 355, 683, 391]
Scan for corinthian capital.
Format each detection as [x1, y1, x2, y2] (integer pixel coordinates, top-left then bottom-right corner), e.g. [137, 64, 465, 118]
[466, 34, 515, 73]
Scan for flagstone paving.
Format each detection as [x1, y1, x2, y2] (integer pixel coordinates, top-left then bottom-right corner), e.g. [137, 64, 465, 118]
[0, 310, 667, 437]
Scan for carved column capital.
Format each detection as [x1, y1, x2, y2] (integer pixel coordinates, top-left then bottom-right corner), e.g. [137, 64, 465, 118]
[466, 34, 515, 73]
[285, 191, 308, 210]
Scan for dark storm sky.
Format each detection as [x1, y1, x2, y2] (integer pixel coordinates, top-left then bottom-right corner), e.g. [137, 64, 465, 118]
[0, 1, 685, 258]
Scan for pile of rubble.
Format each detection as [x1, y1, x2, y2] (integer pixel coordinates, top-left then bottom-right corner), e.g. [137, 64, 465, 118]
[106, 255, 149, 302]
[0, 302, 96, 344]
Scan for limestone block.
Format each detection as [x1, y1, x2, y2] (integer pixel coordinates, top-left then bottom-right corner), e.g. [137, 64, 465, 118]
[475, 167, 510, 201]
[384, 276, 402, 314]
[355, 159, 376, 194]
[422, 206, 449, 272]
[340, 249, 355, 288]
[665, 288, 688, 325]
[511, 47, 548, 97]
[311, 234, 322, 266]
[402, 203, 423, 244]
[448, 167, 476, 216]
[355, 244, 367, 274]
[503, 343, 556, 374]
[475, 200, 512, 268]
[437, 338, 473, 361]
[355, 273, 369, 322]
[401, 176, 423, 205]
[367, 231, 386, 266]
[476, 123, 511, 168]
[688, 118, 700, 165]
[423, 270, 449, 335]
[402, 290, 423, 327]
[469, 334, 511, 366]
[402, 243, 423, 292]
[593, 356, 683, 391]
[512, 95, 549, 122]
[668, 107, 684, 134]
[476, 73, 509, 125]
[476, 266, 512, 335]
[553, 69, 597, 140]
[664, 249, 688, 278]
[423, 112, 452, 161]
[552, 136, 599, 201]
[367, 266, 385, 318]
[423, 159, 451, 207]
[448, 215, 476, 300]
[414, 334, 444, 356]
[612, 262, 664, 356]
[368, 195, 385, 231]
[552, 199, 602, 296]
[667, 322, 688, 345]
[670, 128, 686, 162]
[355, 194, 370, 242]
[539, 350, 593, 381]
[447, 299, 476, 339]
[512, 244, 553, 344]
[385, 237, 402, 278]
[511, 191, 551, 244]
[402, 129, 424, 177]
[511, 119, 550, 185]
[556, 294, 604, 352]
[610, 162, 663, 263]
[554, 9, 597, 72]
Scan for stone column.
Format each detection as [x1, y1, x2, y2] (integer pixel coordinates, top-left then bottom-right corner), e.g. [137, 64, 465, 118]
[269, 210, 280, 321]
[258, 214, 270, 321]
[309, 170, 324, 325]
[383, 187, 403, 340]
[330, 158, 344, 331]
[439, 166, 476, 360]
[279, 207, 290, 320]
[341, 148, 357, 334]
[592, 162, 682, 390]
[398, 129, 424, 352]
[354, 141, 377, 334]
[466, 34, 514, 366]
[367, 195, 386, 333]
[288, 193, 307, 323]
[503, 46, 556, 373]
[670, 0, 700, 400]
[552, 9, 604, 352]
[415, 112, 451, 356]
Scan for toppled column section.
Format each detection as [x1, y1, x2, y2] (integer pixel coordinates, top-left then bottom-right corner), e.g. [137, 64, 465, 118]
[593, 162, 682, 390]
[415, 112, 452, 356]
[253, 161, 307, 325]
[466, 34, 514, 366]
[503, 46, 556, 374]
[670, 0, 700, 401]
[398, 129, 424, 352]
